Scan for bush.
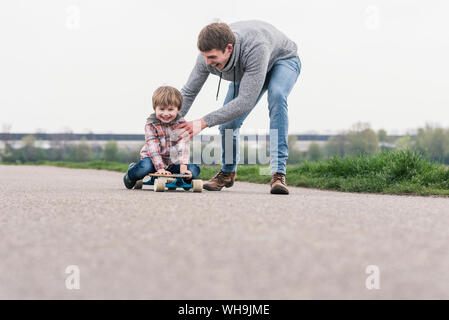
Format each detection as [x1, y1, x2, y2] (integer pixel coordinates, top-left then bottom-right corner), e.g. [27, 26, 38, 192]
[68, 137, 92, 162]
[325, 135, 347, 158]
[414, 125, 449, 163]
[307, 142, 323, 161]
[346, 123, 379, 156]
[287, 135, 303, 165]
[103, 140, 119, 162]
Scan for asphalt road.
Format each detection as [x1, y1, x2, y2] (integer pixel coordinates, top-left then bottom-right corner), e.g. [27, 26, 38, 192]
[1, 165, 449, 299]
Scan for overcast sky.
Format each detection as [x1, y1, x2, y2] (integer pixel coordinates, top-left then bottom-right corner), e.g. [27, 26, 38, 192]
[1, 0, 448, 135]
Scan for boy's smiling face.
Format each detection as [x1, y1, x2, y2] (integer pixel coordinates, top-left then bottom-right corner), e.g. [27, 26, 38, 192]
[155, 105, 179, 123]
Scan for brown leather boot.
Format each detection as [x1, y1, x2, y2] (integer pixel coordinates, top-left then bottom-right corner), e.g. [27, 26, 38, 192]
[270, 172, 289, 195]
[203, 170, 236, 191]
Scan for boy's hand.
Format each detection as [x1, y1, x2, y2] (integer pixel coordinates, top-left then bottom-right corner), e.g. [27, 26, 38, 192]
[156, 168, 171, 175]
[183, 170, 192, 177]
[179, 165, 192, 177]
[181, 169, 192, 177]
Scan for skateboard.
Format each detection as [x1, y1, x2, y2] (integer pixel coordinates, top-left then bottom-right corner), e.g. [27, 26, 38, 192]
[134, 173, 203, 192]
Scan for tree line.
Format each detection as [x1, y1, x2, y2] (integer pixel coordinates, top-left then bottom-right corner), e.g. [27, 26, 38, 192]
[1, 123, 449, 165]
[286, 123, 449, 164]
[0, 136, 139, 164]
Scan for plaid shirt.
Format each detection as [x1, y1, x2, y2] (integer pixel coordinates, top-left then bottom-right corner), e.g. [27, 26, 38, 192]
[140, 114, 190, 170]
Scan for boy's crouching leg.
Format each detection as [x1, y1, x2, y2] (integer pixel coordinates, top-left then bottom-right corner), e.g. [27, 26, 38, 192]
[185, 164, 201, 183]
[123, 172, 136, 189]
[122, 162, 135, 189]
[124, 158, 155, 189]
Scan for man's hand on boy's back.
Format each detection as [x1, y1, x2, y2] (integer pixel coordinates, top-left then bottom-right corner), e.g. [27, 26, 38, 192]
[176, 118, 208, 141]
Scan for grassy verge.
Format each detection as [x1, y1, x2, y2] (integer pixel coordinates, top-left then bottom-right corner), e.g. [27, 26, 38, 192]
[2, 150, 449, 196]
[288, 150, 449, 196]
[1, 160, 130, 172]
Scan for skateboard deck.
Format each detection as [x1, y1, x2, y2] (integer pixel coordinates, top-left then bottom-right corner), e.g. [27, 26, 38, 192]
[147, 173, 192, 178]
[135, 173, 202, 192]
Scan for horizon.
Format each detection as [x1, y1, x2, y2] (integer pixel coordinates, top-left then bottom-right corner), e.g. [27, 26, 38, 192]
[1, 1, 449, 135]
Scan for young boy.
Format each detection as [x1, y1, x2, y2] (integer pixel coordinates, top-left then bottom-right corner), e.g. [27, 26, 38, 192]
[123, 86, 201, 189]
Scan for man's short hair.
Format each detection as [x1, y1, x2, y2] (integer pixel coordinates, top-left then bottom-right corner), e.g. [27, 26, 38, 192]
[152, 86, 183, 110]
[197, 22, 236, 52]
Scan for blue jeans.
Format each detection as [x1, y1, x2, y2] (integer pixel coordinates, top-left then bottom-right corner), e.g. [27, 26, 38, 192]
[127, 157, 201, 181]
[219, 56, 301, 174]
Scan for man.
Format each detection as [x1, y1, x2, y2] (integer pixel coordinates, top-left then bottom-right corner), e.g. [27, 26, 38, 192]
[176, 20, 301, 194]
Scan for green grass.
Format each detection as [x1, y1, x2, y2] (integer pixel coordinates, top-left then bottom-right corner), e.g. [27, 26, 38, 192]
[3, 150, 449, 196]
[1, 160, 129, 173]
[287, 150, 449, 196]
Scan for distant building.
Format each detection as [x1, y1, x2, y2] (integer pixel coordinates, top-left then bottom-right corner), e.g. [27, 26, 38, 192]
[0, 133, 333, 151]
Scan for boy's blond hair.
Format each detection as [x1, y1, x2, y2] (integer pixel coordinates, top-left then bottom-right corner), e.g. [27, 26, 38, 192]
[152, 86, 183, 110]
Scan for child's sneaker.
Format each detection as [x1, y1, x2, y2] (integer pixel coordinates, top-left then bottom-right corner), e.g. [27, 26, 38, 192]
[123, 173, 136, 189]
[123, 162, 136, 189]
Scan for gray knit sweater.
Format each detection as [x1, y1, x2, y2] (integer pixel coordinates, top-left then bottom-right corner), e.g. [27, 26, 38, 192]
[180, 20, 299, 127]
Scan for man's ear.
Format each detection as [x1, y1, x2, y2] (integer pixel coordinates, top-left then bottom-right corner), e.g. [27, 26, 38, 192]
[226, 44, 233, 54]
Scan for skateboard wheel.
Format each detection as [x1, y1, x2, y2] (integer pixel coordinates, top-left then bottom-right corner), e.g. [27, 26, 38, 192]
[134, 180, 143, 189]
[192, 180, 203, 192]
[158, 177, 168, 184]
[154, 178, 166, 192]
